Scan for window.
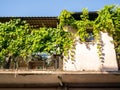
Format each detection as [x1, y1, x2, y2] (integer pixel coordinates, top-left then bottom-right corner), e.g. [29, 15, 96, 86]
[85, 28, 94, 42]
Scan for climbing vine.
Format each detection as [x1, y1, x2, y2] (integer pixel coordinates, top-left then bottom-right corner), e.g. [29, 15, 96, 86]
[0, 19, 30, 66]
[0, 19, 73, 67]
[94, 5, 120, 64]
[0, 5, 120, 68]
[58, 5, 120, 64]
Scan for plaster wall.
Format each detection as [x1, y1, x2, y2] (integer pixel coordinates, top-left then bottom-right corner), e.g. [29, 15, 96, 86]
[63, 32, 118, 71]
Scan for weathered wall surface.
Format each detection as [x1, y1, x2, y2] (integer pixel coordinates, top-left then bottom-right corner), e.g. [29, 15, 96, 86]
[63, 32, 118, 71]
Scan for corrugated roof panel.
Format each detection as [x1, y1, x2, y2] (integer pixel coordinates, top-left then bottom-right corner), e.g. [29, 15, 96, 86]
[0, 12, 98, 28]
[0, 17, 58, 28]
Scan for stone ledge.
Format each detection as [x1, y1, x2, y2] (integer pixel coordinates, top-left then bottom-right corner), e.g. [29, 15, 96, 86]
[0, 70, 120, 75]
[0, 70, 120, 88]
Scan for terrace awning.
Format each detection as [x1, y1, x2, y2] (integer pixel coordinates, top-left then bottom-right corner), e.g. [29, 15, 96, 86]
[0, 12, 98, 28]
[0, 17, 58, 28]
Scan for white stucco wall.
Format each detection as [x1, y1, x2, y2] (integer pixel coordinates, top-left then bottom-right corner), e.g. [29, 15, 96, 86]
[101, 32, 118, 71]
[63, 32, 118, 71]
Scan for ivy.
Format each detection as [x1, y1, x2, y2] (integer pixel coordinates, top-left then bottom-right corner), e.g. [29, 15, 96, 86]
[0, 5, 120, 68]
[75, 8, 94, 42]
[58, 5, 120, 64]
[0, 19, 73, 67]
[95, 5, 120, 62]
[58, 9, 75, 29]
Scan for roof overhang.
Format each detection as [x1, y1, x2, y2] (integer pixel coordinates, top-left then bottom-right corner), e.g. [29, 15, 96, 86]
[0, 12, 98, 28]
[0, 17, 58, 28]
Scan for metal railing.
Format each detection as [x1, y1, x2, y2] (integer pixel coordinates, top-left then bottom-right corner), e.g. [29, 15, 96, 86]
[1, 54, 63, 70]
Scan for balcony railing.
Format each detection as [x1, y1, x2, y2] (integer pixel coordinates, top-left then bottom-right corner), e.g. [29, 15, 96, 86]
[1, 54, 63, 70]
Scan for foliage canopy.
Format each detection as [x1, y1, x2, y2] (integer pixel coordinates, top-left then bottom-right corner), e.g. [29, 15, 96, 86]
[0, 19, 73, 66]
[0, 5, 120, 66]
[58, 5, 120, 62]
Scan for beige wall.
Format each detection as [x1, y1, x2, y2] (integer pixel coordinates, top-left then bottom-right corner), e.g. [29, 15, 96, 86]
[63, 32, 118, 71]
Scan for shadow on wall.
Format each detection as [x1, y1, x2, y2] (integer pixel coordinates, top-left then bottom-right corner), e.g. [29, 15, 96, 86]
[116, 53, 120, 70]
[101, 66, 119, 72]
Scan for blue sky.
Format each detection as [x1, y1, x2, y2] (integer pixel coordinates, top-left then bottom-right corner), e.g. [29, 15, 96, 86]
[0, 0, 120, 17]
